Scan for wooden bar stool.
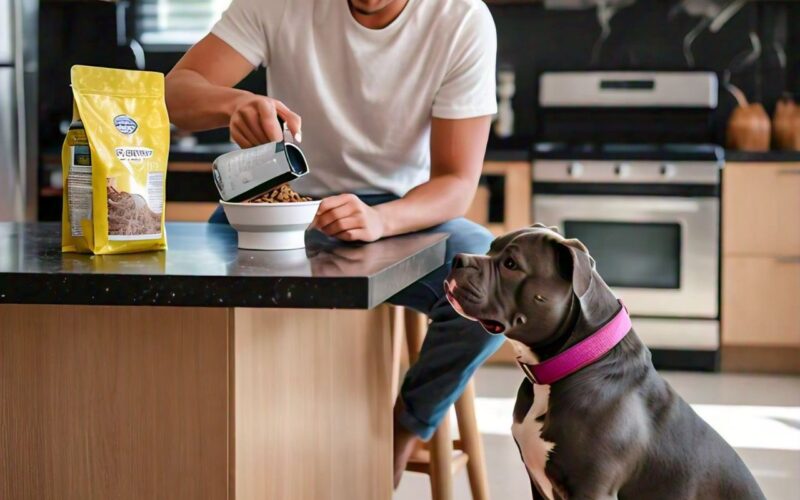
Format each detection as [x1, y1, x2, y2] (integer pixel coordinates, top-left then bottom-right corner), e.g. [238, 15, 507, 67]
[392, 307, 491, 500]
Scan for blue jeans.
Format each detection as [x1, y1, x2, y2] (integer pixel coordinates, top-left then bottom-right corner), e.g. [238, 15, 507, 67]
[209, 195, 505, 440]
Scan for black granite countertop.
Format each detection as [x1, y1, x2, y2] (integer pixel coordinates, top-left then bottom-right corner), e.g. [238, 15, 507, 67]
[97, 141, 800, 166]
[167, 141, 534, 164]
[0, 223, 447, 309]
[725, 150, 800, 163]
[169, 142, 237, 162]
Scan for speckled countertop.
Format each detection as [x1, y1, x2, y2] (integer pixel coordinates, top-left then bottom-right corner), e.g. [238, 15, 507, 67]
[724, 150, 800, 163]
[167, 141, 534, 163]
[0, 222, 447, 309]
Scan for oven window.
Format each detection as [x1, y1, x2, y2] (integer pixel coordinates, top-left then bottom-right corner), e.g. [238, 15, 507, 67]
[563, 221, 681, 289]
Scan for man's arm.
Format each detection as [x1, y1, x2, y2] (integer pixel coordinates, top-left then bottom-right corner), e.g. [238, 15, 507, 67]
[311, 115, 490, 241]
[165, 34, 301, 146]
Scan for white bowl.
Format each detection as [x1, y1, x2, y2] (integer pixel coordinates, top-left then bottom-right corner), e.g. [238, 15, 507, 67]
[220, 199, 321, 250]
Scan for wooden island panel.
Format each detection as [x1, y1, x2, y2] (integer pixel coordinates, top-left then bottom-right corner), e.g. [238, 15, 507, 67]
[0, 304, 393, 500]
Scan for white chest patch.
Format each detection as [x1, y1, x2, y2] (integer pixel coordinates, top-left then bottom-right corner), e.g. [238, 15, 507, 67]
[511, 377, 555, 499]
[507, 339, 541, 365]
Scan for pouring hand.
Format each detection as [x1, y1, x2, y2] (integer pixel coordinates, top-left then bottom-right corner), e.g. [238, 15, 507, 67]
[229, 94, 302, 148]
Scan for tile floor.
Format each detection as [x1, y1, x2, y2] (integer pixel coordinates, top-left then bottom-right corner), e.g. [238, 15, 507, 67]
[395, 366, 800, 500]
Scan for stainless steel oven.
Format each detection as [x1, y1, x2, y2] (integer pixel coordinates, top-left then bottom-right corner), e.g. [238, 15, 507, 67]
[532, 71, 723, 369]
[534, 159, 720, 353]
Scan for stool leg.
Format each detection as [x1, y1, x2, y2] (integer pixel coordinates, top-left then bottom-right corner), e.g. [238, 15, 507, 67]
[403, 308, 426, 364]
[429, 414, 454, 500]
[456, 380, 491, 500]
[404, 309, 454, 500]
[390, 306, 405, 400]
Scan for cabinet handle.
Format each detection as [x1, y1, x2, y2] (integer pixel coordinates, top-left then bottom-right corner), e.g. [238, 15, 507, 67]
[777, 169, 800, 176]
[775, 256, 800, 264]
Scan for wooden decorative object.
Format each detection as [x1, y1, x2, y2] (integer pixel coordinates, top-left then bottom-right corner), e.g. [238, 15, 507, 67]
[725, 85, 771, 152]
[773, 95, 800, 151]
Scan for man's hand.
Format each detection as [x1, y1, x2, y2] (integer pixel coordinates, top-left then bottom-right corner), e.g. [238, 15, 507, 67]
[311, 194, 385, 242]
[229, 94, 302, 148]
[165, 34, 302, 147]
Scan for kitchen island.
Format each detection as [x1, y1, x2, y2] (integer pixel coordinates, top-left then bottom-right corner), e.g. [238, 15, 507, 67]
[0, 222, 447, 500]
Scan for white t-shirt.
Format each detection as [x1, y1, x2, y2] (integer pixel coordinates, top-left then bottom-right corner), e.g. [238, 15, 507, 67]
[212, 0, 497, 197]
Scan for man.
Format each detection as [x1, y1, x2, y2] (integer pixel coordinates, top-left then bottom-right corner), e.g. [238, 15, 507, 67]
[165, 0, 503, 486]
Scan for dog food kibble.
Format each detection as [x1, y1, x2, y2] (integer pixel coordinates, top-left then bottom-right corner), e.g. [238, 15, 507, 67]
[107, 185, 161, 236]
[249, 183, 312, 204]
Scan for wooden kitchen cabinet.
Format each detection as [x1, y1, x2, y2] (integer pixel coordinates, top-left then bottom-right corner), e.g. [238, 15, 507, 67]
[723, 163, 800, 256]
[723, 256, 800, 346]
[721, 162, 800, 373]
[467, 161, 532, 236]
[472, 161, 532, 364]
[165, 201, 218, 222]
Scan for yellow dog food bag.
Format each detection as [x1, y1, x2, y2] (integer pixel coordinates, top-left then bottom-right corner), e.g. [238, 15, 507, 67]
[62, 65, 169, 254]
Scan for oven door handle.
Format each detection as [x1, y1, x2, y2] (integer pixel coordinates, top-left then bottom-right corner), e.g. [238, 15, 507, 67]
[535, 196, 711, 214]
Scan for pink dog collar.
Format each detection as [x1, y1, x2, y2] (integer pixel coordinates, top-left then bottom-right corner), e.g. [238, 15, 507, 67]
[519, 300, 631, 385]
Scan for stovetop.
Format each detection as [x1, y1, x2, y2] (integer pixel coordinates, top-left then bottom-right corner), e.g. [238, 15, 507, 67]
[532, 143, 724, 162]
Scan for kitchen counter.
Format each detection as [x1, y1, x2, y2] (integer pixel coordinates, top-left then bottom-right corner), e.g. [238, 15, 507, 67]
[109, 142, 800, 166]
[0, 222, 446, 309]
[0, 222, 444, 499]
[168, 141, 533, 163]
[725, 150, 800, 163]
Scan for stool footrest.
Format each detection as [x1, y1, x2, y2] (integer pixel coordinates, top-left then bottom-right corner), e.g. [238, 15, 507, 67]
[406, 449, 470, 475]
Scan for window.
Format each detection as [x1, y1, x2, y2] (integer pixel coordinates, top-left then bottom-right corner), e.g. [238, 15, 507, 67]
[137, 0, 229, 48]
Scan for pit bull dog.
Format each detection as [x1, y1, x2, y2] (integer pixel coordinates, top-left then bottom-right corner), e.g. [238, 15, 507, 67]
[444, 224, 765, 500]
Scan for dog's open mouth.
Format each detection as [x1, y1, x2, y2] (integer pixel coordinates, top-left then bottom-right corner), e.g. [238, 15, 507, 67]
[444, 279, 506, 334]
[477, 319, 505, 334]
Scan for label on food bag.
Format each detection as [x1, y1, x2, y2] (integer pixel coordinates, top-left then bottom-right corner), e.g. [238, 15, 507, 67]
[67, 142, 93, 237]
[115, 146, 153, 161]
[114, 115, 138, 135]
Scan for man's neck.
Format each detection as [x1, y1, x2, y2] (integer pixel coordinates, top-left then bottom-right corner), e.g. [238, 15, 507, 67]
[349, 0, 409, 30]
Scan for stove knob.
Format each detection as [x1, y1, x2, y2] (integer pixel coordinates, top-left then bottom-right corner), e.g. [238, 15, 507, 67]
[661, 163, 677, 178]
[567, 162, 584, 178]
[614, 163, 631, 178]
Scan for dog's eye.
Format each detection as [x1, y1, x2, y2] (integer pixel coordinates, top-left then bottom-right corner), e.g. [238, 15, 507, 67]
[503, 257, 518, 270]
[534, 294, 546, 302]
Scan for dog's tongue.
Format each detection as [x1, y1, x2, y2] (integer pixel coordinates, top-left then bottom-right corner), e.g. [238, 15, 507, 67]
[478, 319, 505, 334]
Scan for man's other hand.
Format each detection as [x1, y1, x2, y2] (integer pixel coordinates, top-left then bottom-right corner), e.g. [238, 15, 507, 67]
[311, 194, 385, 242]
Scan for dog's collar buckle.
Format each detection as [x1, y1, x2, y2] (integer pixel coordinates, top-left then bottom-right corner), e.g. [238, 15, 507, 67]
[519, 299, 631, 385]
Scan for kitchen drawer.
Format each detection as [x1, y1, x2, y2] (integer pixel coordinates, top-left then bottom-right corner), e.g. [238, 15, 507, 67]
[723, 163, 800, 256]
[465, 184, 490, 226]
[722, 255, 800, 346]
[165, 202, 218, 222]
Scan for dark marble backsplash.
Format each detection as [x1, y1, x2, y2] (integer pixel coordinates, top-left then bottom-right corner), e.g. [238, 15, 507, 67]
[38, 0, 800, 148]
[487, 1, 798, 139]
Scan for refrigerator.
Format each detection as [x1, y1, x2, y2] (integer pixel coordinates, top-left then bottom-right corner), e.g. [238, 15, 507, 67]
[0, 0, 37, 222]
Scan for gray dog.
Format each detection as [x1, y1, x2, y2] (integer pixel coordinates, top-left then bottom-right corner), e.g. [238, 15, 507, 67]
[444, 224, 765, 500]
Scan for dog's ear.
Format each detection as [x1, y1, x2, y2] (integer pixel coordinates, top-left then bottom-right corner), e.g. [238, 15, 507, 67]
[530, 223, 562, 234]
[556, 239, 595, 298]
